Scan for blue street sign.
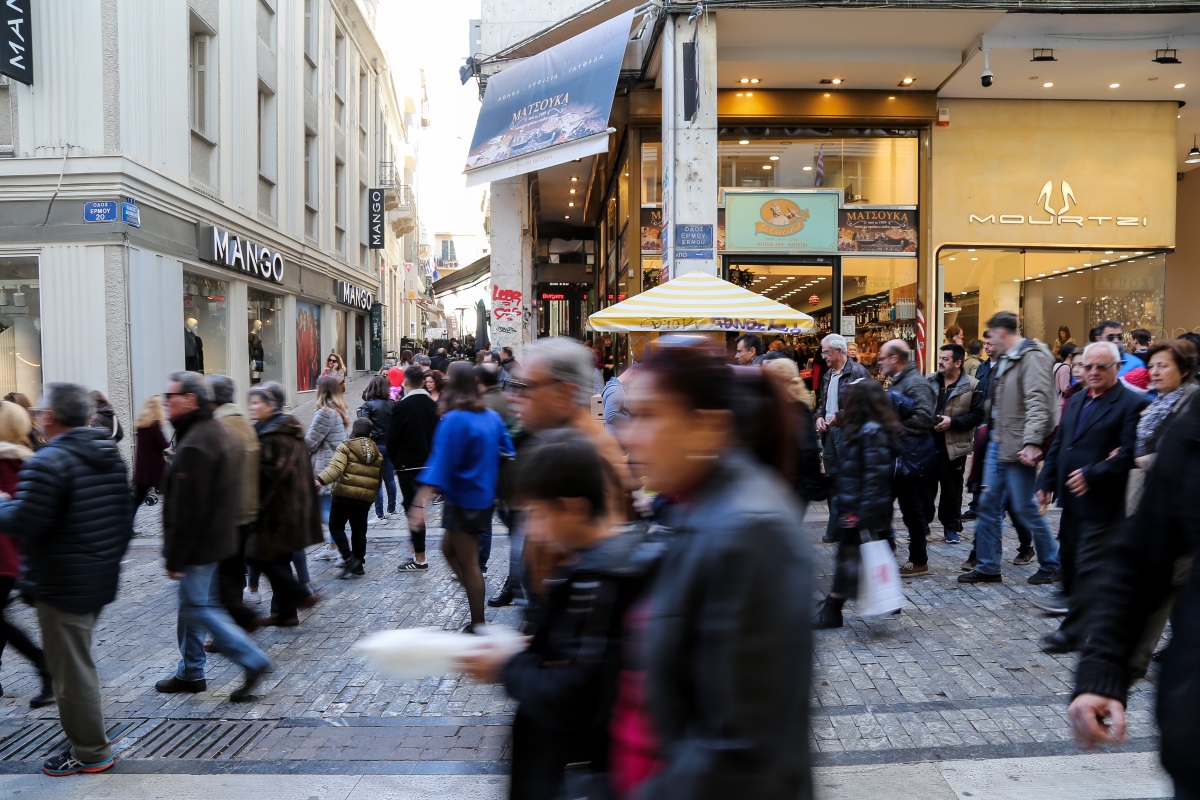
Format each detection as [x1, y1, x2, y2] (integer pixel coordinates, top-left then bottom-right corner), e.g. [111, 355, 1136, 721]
[676, 249, 714, 259]
[121, 201, 141, 227]
[674, 224, 714, 249]
[83, 201, 118, 222]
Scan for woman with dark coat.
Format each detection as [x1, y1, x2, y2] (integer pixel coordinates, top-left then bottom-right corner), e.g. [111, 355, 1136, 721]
[358, 376, 398, 521]
[0, 401, 53, 708]
[247, 382, 323, 627]
[131, 396, 170, 518]
[814, 380, 902, 629]
[612, 341, 813, 800]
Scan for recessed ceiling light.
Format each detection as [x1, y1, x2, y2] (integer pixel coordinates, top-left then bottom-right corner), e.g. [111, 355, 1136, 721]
[1109, 83, 1120, 89]
[1135, 251, 1144, 255]
[948, 257, 956, 261]
[1039, 273, 1046, 277]
[570, 177, 578, 182]
[1176, 83, 1187, 89]
[762, 165, 772, 170]
[831, 78, 843, 85]
[802, 166, 813, 171]
[569, 188, 576, 194]
[1083, 263, 1092, 267]
[823, 93, 831, 98]
[1101, 258, 1110, 263]
[739, 139, 749, 145]
[1052, 269, 1061, 274]
[568, 202, 574, 207]
[900, 77, 915, 85]
[1105, 250, 1113, 254]
[736, 92, 744, 97]
[749, 78, 760, 84]
[745, 92, 753, 97]
[1043, 82, 1054, 88]
[769, 155, 780, 161]
[970, 257, 978, 261]
[1013, 279, 1020, 283]
[739, 78, 750, 84]
[564, 215, 570, 220]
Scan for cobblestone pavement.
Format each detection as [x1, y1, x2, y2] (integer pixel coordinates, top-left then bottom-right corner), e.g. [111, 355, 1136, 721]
[0, 378, 1165, 782]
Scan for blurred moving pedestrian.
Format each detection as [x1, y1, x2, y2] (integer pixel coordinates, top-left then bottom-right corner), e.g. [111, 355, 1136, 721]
[247, 382, 323, 628]
[1069, 388, 1200, 800]
[316, 418, 383, 579]
[3, 392, 44, 448]
[358, 376, 397, 522]
[815, 381, 901, 629]
[410, 363, 514, 632]
[307, 376, 348, 560]
[88, 390, 124, 443]
[459, 430, 649, 800]
[922, 344, 983, 547]
[131, 395, 169, 524]
[0, 383, 132, 776]
[616, 342, 813, 800]
[602, 365, 635, 435]
[0, 400, 54, 708]
[878, 340, 937, 577]
[155, 372, 272, 702]
[961, 311, 1061, 585]
[388, 366, 440, 573]
[815, 334, 871, 545]
[760, 354, 823, 508]
[208, 376, 260, 629]
[431, 348, 451, 374]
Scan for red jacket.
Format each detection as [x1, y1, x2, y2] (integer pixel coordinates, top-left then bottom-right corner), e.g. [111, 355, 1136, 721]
[0, 443, 35, 578]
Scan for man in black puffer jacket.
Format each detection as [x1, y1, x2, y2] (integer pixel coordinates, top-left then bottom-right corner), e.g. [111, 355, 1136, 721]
[0, 383, 132, 777]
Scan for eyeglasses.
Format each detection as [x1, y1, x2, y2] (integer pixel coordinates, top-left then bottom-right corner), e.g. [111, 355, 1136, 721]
[327, 358, 337, 364]
[162, 392, 186, 399]
[1080, 362, 1116, 372]
[1103, 333, 1123, 342]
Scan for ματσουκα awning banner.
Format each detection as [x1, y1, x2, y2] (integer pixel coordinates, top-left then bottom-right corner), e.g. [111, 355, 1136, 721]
[463, 9, 635, 188]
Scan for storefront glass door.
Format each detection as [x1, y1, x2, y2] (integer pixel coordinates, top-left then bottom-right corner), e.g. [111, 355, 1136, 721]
[183, 273, 228, 376]
[248, 287, 284, 386]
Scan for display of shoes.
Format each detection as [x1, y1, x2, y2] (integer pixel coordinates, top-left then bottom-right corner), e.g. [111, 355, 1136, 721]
[1013, 547, 1036, 566]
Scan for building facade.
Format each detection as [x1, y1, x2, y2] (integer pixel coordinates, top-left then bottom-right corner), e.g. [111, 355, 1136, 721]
[0, 0, 425, 437]
[474, 0, 1199, 368]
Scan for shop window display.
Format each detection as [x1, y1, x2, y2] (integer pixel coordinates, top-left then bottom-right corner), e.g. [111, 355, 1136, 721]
[183, 273, 229, 376]
[0, 258, 42, 401]
[296, 300, 321, 392]
[333, 309, 347, 366]
[354, 314, 366, 371]
[248, 287, 284, 386]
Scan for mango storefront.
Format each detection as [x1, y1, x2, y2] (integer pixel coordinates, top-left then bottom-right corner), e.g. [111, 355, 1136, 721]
[930, 99, 1179, 349]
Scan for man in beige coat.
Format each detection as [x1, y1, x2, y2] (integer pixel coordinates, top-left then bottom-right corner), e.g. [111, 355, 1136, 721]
[208, 375, 260, 630]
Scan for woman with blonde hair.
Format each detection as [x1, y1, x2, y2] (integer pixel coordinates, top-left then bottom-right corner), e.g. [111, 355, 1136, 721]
[2, 393, 43, 448]
[0, 400, 54, 708]
[307, 376, 349, 561]
[322, 352, 347, 386]
[131, 395, 170, 526]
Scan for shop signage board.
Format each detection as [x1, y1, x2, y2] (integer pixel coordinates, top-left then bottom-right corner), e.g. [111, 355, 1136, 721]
[838, 208, 917, 255]
[724, 191, 840, 254]
[83, 202, 118, 222]
[368, 189, 385, 249]
[463, 9, 633, 187]
[198, 225, 285, 284]
[336, 280, 372, 310]
[0, 0, 32, 85]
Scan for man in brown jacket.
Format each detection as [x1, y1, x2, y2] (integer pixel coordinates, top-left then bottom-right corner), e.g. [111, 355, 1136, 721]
[923, 344, 983, 546]
[208, 375, 259, 630]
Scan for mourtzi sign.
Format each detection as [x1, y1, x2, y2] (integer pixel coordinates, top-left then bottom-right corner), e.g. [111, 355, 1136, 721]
[368, 188, 385, 249]
[0, 0, 32, 85]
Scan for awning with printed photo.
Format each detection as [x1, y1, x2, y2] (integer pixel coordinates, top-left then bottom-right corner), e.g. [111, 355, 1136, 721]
[463, 9, 636, 187]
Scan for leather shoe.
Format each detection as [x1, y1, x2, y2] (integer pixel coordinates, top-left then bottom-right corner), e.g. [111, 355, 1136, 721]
[1040, 630, 1078, 654]
[155, 676, 207, 694]
[820, 533, 839, 544]
[257, 615, 300, 628]
[961, 509, 978, 521]
[958, 569, 1002, 584]
[298, 592, 321, 610]
[203, 640, 218, 654]
[488, 587, 514, 607]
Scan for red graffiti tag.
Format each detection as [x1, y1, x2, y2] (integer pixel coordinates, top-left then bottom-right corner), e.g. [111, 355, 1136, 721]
[493, 285, 523, 322]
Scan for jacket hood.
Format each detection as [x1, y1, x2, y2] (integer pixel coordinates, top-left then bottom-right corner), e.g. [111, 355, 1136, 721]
[51, 427, 122, 467]
[0, 441, 34, 462]
[257, 413, 304, 439]
[213, 403, 247, 420]
[1008, 338, 1053, 361]
[345, 436, 379, 464]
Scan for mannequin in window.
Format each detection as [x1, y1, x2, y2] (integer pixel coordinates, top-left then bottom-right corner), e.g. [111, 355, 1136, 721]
[249, 320, 265, 385]
[184, 317, 205, 374]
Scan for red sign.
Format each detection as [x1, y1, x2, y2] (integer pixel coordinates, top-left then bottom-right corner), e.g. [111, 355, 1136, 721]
[808, 295, 820, 306]
[541, 292, 566, 301]
[606, 294, 628, 301]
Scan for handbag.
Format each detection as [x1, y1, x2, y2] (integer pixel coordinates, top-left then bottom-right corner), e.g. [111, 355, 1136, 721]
[857, 534, 904, 616]
[895, 431, 935, 478]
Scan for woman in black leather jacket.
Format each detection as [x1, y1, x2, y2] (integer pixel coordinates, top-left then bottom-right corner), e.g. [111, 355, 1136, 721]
[815, 380, 902, 629]
[357, 376, 397, 520]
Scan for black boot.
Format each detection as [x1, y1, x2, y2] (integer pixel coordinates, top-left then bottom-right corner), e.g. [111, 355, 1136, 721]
[30, 671, 54, 709]
[813, 596, 845, 630]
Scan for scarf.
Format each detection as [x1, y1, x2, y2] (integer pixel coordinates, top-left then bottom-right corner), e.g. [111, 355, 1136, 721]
[1136, 382, 1198, 458]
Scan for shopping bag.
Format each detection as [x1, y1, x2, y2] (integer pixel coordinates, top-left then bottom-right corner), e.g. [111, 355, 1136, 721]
[857, 538, 904, 616]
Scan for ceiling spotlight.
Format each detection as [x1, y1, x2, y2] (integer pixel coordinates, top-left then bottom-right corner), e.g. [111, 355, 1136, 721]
[1176, 83, 1187, 89]
[568, 202, 574, 207]
[570, 176, 578, 182]
[1031, 49, 1057, 62]
[564, 215, 570, 220]
[802, 165, 813, 171]
[1109, 83, 1120, 89]
[898, 77, 915, 87]
[739, 78, 750, 84]
[749, 78, 760, 84]
[1154, 49, 1182, 65]
[739, 139, 749, 145]
[1043, 82, 1054, 88]
[1187, 134, 1200, 164]
[762, 165, 772, 170]
[831, 78, 843, 85]
[769, 155, 780, 161]
[819, 78, 844, 86]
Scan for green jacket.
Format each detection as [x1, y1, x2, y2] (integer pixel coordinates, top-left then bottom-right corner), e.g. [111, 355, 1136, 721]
[317, 437, 383, 504]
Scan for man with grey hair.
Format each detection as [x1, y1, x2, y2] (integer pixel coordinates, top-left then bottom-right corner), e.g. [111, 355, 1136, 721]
[1035, 341, 1147, 654]
[815, 333, 871, 544]
[209, 375, 260, 628]
[0, 383, 131, 776]
[155, 372, 272, 701]
[414, 353, 432, 370]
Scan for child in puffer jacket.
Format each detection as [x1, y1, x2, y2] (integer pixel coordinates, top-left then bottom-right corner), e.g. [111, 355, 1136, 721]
[315, 418, 383, 578]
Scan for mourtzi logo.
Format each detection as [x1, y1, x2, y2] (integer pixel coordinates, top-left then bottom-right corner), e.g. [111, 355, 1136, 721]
[969, 180, 1146, 228]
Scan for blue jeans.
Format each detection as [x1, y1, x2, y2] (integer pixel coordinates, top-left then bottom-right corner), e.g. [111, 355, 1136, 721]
[175, 564, 271, 680]
[374, 444, 397, 516]
[974, 443, 1060, 575]
[319, 493, 332, 527]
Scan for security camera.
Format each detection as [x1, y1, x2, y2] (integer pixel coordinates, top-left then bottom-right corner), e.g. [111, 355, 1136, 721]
[980, 48, 993, 88]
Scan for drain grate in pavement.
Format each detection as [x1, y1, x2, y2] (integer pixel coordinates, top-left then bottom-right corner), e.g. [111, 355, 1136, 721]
[0, 720, 142, 762]
[119, 720, 273, 760]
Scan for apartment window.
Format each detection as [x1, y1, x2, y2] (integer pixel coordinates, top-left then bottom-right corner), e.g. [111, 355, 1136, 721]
[256, 0, 275, 51]
[334, 29, 347, 128]
[358, 69, 369, 156]
[190, 31, 213, 138]
[303, 0, 317, 95]
[335, 160, 346, 255]
[304, 131, 318, 207]
[257, 89, 277, 180]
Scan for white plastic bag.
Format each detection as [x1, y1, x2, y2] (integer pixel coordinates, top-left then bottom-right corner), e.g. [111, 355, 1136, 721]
[355, 625, 525, 681]
[857, 538, 905, 616]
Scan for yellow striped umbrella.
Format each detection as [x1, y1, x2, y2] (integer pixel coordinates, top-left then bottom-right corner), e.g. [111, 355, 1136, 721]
[588, 271, 814, 334]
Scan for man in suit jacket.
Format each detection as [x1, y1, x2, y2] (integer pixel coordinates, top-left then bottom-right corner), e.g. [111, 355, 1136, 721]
[1037, 341, 1149, 654]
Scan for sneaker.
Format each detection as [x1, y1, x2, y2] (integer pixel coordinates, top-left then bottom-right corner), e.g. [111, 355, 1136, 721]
[898, 562, 928, 578]
[243, 589, 262, 605]
[1029, 593, 1069, 615]
[944, 531, 962, 544]
[958, 569, 1002, 584]
[1027, 568, 1062, 585]
[315, 546, 339, 562]
[1013, 546, 1036, 566]
[339, 557, 363, 580]
[961, 509, 978, 521]
[42, 749, 114, 777]
[372, 512, 389, 525]
[397, 559, 429, 572]
[230, 665, 269, 703]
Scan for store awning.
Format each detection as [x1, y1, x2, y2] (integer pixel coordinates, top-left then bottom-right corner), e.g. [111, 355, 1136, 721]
[432, 254, 490, 296]
[463, 9, 636, 187]
[588, 271, 815, 334]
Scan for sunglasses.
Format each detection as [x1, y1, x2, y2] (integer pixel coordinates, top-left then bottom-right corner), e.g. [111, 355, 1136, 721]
[1080, 362, 1115, 372]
